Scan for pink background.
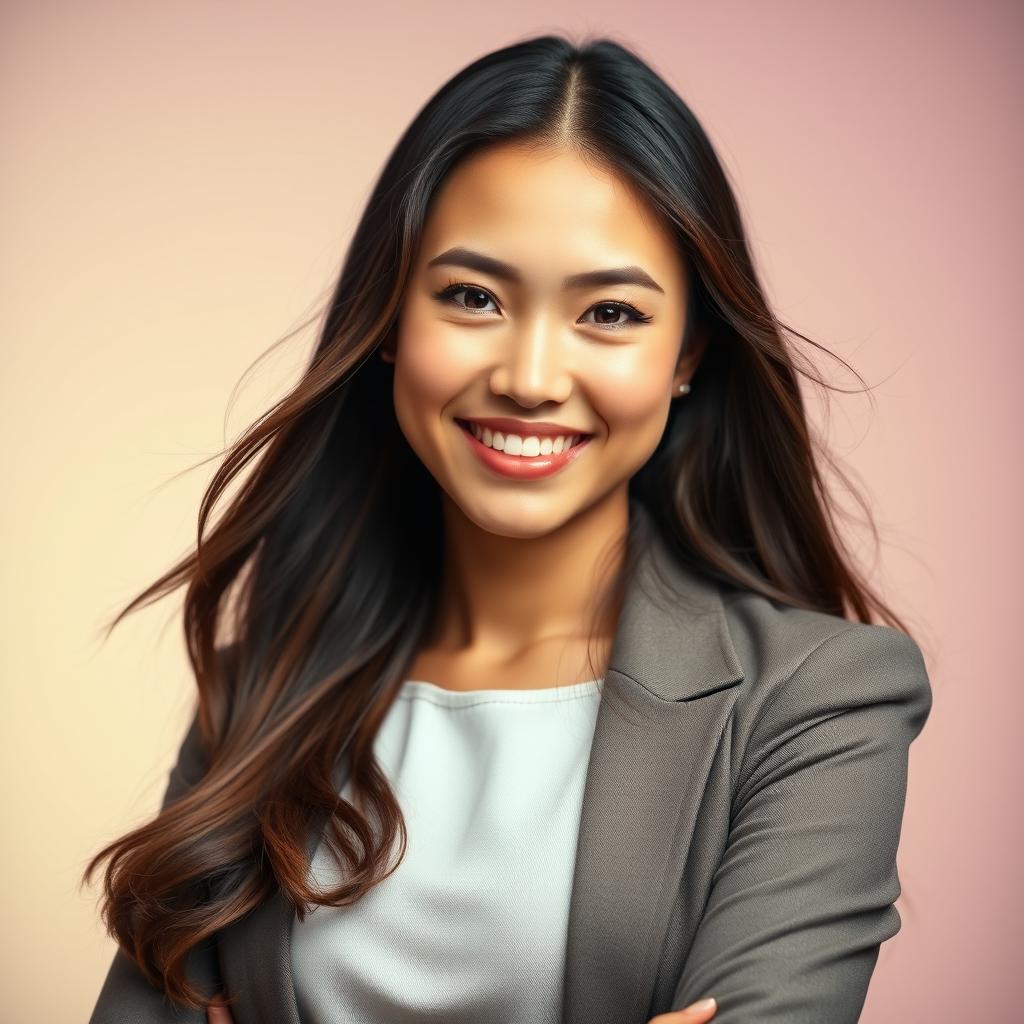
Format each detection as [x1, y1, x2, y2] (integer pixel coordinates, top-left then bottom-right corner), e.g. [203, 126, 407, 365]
[2, 1, 1018, 1020]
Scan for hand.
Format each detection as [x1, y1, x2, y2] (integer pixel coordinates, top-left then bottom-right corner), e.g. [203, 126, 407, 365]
[207, 1002, 234, 1024]
[649, 996, 718, 1023]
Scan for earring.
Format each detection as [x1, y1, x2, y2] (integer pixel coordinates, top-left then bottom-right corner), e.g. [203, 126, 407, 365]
[677, 383, 690, 394]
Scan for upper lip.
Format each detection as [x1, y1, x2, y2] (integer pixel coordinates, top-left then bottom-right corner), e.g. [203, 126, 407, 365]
[457, 416, 594, 438]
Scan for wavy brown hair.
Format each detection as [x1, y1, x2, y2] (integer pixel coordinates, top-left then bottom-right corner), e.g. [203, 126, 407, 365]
[82, 33, 922, 1010]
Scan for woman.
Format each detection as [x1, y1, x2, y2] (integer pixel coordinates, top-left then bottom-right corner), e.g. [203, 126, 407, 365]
[85, 34, 932, 1024]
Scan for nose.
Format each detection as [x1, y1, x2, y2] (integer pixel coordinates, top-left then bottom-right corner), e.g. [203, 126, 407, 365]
[489, 314, 574, 407]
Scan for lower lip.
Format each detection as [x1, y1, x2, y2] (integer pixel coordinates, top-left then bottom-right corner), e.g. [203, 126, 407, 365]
[456, 420, 594, 480]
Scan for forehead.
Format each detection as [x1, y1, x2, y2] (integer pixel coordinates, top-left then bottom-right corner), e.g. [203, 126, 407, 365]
[418, 142, 684, 288]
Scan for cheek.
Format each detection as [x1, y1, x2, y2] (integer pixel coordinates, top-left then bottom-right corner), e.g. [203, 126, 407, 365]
[588, 348, 675, 442]
[393, 316, 476, 425]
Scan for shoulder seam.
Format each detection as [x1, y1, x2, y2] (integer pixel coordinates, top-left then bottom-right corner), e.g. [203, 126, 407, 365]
[740, 624, 864, 771]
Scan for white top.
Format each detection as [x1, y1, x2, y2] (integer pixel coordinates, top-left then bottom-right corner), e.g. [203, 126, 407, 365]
[290, 675, 604, 1024]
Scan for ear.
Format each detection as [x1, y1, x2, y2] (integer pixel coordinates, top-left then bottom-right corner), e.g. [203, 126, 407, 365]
[673, 325, 709, 389]
[379, 328, 397, 365]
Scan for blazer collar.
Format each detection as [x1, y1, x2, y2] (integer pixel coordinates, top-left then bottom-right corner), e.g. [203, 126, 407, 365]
[218, 499, 746, 1024]
[605, 498, 744, 700]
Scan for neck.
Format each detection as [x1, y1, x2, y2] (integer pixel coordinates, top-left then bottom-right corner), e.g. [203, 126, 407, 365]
[427, 488, 631, 662]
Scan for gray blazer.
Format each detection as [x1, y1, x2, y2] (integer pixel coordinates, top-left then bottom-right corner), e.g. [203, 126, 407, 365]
[89, 508, 932, 1024]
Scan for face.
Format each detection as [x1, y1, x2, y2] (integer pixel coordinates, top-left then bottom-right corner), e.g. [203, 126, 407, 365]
[385, 141, 704, 538]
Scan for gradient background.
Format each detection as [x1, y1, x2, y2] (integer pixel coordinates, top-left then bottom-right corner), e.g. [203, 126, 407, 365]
[2, 1, 1019, 1021]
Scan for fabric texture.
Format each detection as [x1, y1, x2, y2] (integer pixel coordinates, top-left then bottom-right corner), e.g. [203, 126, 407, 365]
[290, 677, 603, 1024]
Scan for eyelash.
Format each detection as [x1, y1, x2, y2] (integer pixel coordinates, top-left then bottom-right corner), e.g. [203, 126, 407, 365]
[432, 279, 654, 330]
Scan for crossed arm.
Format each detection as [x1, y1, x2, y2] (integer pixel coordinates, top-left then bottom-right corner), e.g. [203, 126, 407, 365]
[666, 625, 933, 1022]
[92, 626, 931, 1024]
[203, 627, 931, 1024]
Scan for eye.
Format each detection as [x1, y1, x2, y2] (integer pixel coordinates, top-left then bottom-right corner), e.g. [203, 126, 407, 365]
[578, 301, 653, 330]
[433, 281, 501, 315]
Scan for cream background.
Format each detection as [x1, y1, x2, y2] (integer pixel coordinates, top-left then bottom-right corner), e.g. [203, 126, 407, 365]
[1, 1, 1018, 1020]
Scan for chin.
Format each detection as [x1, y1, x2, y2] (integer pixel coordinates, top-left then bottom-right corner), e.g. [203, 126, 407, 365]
[452, 496, 579, 540]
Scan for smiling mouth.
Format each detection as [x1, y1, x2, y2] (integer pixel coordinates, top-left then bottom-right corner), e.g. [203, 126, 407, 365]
[454, 418, 592, 456]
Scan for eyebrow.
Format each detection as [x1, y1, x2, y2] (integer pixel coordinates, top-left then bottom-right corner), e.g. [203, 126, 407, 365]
[425, 246, 665, 294]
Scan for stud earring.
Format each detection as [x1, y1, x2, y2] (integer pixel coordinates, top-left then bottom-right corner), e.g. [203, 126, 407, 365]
[677, 383, 690, 394]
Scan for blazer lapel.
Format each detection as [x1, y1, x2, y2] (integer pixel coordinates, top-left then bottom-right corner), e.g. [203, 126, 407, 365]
[219, 501, 745, 1024]
[560, 504, 745, 1024]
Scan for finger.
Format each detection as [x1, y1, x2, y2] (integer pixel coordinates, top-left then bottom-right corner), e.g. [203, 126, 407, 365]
[648, 996, 718, 1023]
[207, 1003, 234, 1024]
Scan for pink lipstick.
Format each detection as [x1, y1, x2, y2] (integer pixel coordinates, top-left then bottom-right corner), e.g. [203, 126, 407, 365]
[455, 418, 593, 480]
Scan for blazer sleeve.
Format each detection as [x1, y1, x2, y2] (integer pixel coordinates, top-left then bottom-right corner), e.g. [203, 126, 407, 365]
[88, 704, 222, 1024]
[669, 624, 933, 1023]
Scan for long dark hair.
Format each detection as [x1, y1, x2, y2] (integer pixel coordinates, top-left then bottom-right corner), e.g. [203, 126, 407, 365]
[82, 33, 921, 1009]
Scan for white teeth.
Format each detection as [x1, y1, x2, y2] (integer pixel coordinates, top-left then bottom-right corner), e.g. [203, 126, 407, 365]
[466, 422, 580, 456]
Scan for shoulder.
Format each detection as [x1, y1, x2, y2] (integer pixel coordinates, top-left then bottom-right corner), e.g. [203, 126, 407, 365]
[718, 589, 933, 754]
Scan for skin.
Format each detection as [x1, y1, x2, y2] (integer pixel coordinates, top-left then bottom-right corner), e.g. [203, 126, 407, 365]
[207, 140, 715, 1022]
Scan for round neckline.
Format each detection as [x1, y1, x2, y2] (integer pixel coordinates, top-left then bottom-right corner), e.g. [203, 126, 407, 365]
[399, 677, 604, 705]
